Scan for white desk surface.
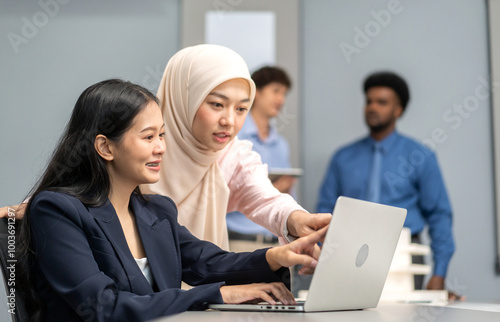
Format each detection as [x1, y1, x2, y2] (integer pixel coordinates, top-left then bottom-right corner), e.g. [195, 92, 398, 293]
[445, 301, 500, 313]
[150, 303, 500, 322]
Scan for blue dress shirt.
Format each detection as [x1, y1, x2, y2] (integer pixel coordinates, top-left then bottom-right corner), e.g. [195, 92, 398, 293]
[227, 114, 291, 236]
[316, 131, 455, 277]
[238, 114, 291, 169]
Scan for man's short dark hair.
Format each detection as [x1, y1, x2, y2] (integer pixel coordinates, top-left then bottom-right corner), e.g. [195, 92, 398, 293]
[251, 66, 291, 90]
[363, 71, 410, 111]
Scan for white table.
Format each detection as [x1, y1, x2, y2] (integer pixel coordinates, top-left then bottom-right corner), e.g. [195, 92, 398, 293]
[149, 302, 500, 322]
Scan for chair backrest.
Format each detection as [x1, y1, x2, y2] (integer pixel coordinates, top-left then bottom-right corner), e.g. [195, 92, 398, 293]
[0, 217, 30, 322]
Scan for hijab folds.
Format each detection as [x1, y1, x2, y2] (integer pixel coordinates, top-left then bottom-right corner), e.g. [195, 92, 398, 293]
[142, 44, 256, 250]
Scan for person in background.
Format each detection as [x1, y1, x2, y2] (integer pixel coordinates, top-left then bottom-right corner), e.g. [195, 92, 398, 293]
[226, 66, 297, 251]
[316, 71, 463, 300]
[239, 66, 295, 193]
[20, 79, 327, 321]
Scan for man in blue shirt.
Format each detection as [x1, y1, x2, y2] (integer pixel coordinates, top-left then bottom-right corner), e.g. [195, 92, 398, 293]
[317, 72, 461, 299]
[227, 66, 296, 247]
[239, 66, 295, 192]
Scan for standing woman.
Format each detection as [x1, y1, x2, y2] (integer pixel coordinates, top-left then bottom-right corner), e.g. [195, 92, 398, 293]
[141, 44, 330, 250]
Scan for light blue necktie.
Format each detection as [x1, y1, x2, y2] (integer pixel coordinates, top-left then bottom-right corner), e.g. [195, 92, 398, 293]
[367, 143, 383, 203]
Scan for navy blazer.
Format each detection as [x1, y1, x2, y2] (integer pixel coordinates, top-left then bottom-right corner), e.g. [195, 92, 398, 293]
[29, 191, 287, 322]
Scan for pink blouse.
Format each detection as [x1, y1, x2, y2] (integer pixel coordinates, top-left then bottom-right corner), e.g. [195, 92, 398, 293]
[218, 137, 306, 243]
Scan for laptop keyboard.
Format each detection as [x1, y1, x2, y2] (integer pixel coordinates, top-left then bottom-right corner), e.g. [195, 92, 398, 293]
[260, 300, 305, 307]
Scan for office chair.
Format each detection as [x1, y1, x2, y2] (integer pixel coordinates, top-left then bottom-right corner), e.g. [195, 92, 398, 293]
[0, 217, 29, 322]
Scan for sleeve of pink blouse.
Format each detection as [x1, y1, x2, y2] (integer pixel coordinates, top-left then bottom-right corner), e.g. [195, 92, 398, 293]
[218, 138, 307, 243]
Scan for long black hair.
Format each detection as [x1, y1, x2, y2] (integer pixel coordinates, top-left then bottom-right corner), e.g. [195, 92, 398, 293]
[18, 79, 159, 321]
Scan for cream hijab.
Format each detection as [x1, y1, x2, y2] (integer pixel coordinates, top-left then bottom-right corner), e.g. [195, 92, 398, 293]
[142, 44, 256, 250]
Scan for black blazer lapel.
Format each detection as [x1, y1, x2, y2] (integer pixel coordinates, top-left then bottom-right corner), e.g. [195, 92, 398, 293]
[89, 200, 154, 294]
[131, 195, 181, 290]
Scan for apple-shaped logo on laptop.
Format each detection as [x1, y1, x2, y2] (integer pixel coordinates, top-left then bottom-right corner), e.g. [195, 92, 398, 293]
[355, 244, 369, 267]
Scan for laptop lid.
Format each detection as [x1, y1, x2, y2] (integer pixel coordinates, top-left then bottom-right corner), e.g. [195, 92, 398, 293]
[303, 196, 406, 312]
[208, 196, 406, 313]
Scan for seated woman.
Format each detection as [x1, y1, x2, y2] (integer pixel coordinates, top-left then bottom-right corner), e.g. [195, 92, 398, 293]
[19, 79, 325, 322]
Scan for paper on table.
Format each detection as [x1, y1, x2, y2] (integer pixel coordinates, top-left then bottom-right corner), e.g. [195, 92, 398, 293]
[268, 168, 303, 182]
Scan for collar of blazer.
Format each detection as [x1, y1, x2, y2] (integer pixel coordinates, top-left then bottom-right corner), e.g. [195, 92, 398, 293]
[88, 193, 178, 292]
[88, 194, 158, 226]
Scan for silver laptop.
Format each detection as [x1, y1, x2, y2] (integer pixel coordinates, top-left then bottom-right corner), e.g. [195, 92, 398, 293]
[208, 196, 407, 312]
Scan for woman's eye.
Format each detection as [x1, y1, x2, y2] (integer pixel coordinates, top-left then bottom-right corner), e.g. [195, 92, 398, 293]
[211, 102, 223, 108]
[159, 132, 165, 138]
[237, 107, 248, 112]
[146, 135, 154, 140]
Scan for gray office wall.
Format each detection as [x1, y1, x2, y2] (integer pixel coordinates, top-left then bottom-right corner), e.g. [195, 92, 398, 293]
[0, 0, 179, 204]
[301, 0, 500, 301]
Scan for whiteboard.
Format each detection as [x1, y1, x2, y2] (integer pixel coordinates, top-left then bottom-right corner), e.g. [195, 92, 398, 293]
[205, 11, 276, 72]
